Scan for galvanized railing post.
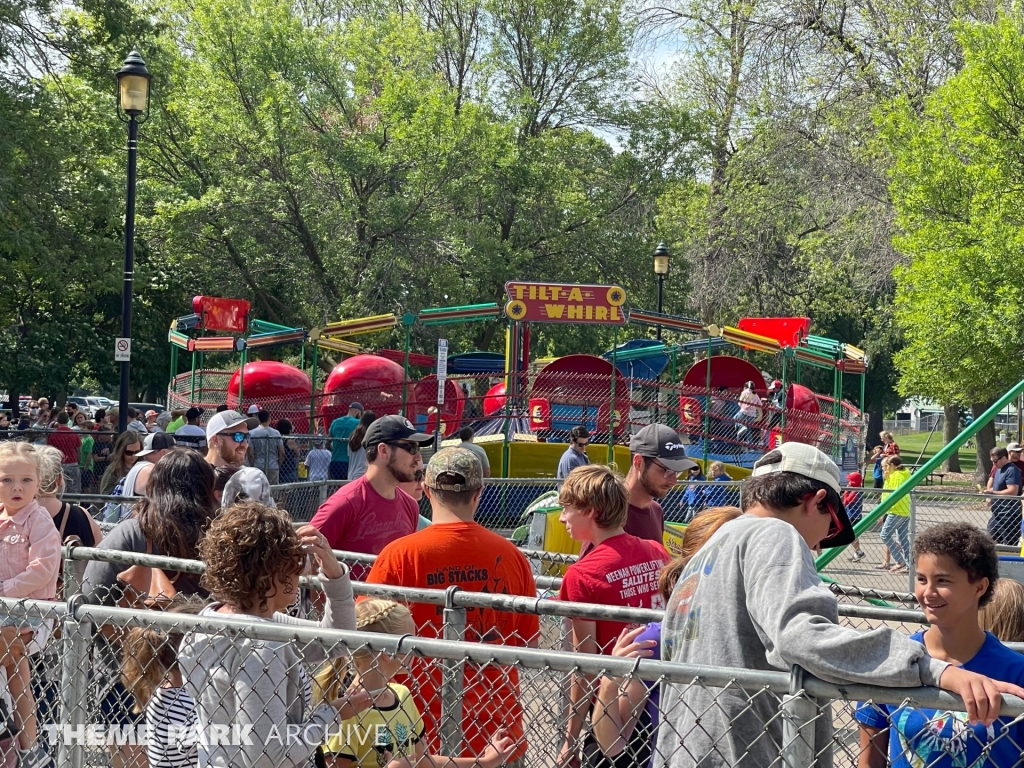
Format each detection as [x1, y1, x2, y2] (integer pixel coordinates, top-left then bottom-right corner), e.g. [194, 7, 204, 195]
[61, 543, 82, 599]
[440, 585, 466, 755]
[57, 597, 91, 768]
[781, 666, 817, 768]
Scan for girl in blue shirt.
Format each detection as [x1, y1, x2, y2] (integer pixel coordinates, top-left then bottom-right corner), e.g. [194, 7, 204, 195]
[856, 522, 1024, 768]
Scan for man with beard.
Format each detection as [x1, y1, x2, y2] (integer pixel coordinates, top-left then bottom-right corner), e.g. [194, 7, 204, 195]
[204, 409, 257, 468]
[579, 423, 698, 558]
[311, 414, 433, 578]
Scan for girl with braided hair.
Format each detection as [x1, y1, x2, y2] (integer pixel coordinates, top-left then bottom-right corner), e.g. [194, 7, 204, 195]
[314, 598, 516, 768]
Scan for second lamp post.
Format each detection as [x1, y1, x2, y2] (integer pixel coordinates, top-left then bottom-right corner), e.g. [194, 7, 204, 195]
[653, 242, 670, 340]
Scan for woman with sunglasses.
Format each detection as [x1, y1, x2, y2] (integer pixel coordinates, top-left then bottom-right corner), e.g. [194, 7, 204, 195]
[98, 431, 142, 495]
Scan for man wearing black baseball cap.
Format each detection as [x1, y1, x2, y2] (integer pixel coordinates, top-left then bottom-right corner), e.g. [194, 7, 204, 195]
[311, 415, 433, 576]
[580, 423, 697, 557]
[173, 407, 207, 452]
[655, 443, 1024, 768]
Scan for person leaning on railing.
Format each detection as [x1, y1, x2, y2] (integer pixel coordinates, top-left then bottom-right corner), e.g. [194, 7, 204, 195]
[178, 502, 370, 768]
[655, 443, 1024, 768]
[591, 507, 742, 768]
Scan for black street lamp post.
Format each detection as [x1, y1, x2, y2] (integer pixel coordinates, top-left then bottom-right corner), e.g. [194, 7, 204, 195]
[653, 242, 670, 340]
[115, 51, 152, 433]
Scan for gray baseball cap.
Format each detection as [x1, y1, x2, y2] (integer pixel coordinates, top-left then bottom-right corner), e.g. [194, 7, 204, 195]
[629, 424, 698, 472]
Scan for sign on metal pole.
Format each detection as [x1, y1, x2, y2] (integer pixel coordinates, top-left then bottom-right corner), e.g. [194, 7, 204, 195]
[115, 338, 132, 362]
[437, 339, 448, 405]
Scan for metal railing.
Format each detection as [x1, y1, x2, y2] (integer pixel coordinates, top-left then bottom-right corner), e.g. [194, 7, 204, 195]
[1, 589, 1022, 768]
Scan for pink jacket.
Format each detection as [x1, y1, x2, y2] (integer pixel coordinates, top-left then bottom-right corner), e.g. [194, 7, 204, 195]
[0, 500, 61, 600]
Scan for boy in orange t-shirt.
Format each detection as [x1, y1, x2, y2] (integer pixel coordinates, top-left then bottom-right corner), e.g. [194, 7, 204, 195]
[366, 447, 539, 760]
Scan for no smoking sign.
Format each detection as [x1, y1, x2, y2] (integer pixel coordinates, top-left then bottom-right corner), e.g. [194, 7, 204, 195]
[115, 337, 132, 362]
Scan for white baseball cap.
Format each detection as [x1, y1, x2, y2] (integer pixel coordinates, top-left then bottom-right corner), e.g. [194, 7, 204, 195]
[751, 442, 854, 548]
[247, 404, 260, 415]
[751, 442, 841, 493]
[206, 409, 258, 441]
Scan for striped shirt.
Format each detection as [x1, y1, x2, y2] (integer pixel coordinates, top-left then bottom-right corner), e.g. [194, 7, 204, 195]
[146, 686, 197, 768]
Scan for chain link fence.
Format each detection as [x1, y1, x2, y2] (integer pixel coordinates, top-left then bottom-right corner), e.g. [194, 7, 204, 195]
[1, 566, 1022, 768]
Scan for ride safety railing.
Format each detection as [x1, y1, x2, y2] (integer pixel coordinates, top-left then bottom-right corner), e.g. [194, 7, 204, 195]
[2, 560, 1022, 768]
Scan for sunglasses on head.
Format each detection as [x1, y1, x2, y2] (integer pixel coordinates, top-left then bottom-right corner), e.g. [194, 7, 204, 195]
[222, 431, 249, 443]
[388, 441, 421, 454]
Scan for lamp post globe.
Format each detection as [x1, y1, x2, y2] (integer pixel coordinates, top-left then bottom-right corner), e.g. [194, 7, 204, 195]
[115, 51, 152, 434]
[116, 50, 152, 120]
[653, 242, 670, 340]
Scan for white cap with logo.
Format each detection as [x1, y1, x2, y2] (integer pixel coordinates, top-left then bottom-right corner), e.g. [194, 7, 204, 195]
[206, 409, 258, 441]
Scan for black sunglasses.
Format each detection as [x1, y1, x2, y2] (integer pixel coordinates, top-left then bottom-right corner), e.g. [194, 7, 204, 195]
[124, 449, 138, 456]
[414, 469, 425, 481]
[388, 441, 421, 454]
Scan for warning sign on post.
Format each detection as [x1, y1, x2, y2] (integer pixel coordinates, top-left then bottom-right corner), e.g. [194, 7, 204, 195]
[115, 338, 132, 362]
[437, 339, 448, 405]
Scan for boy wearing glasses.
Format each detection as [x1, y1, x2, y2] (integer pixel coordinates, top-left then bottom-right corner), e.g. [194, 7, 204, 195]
[311, 414, 433, 578]
[558, 425, 592, 479]
[655, 442, 1024, 768]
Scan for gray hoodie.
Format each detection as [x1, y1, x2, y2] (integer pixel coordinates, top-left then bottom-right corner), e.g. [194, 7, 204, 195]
[654, 514, 948, 768]
[178, 571, 355, 768]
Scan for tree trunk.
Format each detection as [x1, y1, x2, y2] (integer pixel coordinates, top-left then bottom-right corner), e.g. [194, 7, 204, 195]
[972, 400, 997, 485]
[943, 404, 961, 472]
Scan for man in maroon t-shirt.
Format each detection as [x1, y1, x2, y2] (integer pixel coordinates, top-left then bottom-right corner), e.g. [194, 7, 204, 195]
[310, 414, 433, 578]
[578, 423, 698, 558]
[48, 411, 82, 493]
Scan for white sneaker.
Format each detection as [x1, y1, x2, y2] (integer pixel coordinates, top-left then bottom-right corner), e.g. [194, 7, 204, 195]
[849, 550, 866, 562]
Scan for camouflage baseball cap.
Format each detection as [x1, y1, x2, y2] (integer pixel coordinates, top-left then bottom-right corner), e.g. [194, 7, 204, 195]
[424, 447, 483, 492]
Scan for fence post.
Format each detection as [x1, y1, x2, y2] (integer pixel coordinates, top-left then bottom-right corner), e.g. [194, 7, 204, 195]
[440, 585, 466, 756]
[57, 599, 92, 768]
[781, 666, 817, 768]
[319, 481, 329, 506]
[61, 544, 82, 598]
[908, 491, 917, 593]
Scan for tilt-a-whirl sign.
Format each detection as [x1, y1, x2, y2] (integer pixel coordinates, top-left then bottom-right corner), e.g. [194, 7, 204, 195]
[503, 282, 627, 325]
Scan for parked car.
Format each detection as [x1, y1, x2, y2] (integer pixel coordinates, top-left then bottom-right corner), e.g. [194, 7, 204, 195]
[66, 396, 94, 418]
[129, 402, 166, 415]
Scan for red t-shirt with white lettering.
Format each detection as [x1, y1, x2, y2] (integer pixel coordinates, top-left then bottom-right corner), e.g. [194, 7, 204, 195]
[559, 533, 670, 653]
[310, 475, 418, 578]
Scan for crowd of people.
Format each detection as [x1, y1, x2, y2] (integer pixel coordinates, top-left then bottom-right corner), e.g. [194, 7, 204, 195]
[6, 398, 1024, 768]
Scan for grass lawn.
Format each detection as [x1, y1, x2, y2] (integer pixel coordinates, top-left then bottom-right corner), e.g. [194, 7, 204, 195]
[897, 431, 977, 476]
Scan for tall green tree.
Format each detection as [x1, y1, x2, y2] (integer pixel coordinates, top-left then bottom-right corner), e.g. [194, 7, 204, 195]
[885, 18, 1024, 475]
